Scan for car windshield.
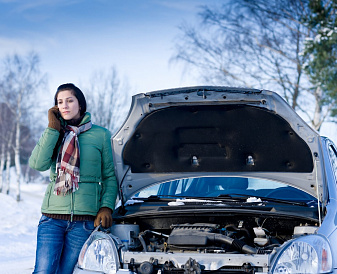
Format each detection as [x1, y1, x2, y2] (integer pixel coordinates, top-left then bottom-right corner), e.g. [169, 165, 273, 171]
[133, 177, 315, 202]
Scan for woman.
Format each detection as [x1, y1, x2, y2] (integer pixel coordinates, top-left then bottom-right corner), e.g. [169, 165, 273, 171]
[29, 83, 118, 274]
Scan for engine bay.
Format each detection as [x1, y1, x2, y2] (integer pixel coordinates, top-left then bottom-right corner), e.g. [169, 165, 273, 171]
[110, 214, 318, 273]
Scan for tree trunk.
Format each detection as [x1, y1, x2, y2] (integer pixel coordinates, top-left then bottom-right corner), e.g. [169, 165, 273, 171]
[0, 143, 5, 192]
[15, 92, 22, 201]
[313, 86, 323, 131]
[14, 125, 21, 201]
[5, 148, 11, 195]
[24, 164, 30, 184]
[5, 129, 14, 195]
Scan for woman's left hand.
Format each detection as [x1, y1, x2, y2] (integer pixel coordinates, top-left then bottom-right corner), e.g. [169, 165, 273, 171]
[94, 207, 113, 228]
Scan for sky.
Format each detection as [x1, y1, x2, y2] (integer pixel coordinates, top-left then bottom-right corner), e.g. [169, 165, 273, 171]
[0, 0, 218, 98]
[1, 0, 337, 141]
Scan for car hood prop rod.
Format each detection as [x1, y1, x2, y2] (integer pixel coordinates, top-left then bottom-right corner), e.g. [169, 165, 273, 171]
[315, 160, 322, 226]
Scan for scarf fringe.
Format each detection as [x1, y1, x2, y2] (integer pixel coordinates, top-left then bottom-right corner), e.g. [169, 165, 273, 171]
[54, 167, 80, 196]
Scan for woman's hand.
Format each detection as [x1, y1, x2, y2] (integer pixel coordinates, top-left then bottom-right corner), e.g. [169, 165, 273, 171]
[48, 106, 61, 131]
[94, 207, 113, 228]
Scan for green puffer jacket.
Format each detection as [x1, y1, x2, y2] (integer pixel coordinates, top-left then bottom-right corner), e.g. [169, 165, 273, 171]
[29, 112, 118, 217]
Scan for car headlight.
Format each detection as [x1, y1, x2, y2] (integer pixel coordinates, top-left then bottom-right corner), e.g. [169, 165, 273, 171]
[77, 231, 120, 274]
[271, 234, 333, 273]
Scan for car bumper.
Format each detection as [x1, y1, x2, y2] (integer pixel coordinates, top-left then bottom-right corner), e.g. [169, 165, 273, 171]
[73, 265, 134, 274]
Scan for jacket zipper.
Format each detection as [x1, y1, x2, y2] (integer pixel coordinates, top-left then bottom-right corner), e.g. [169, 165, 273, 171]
[98, 182, 102, 208]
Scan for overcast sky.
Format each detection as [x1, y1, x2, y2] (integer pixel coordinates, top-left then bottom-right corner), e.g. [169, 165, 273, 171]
[0, 0, 219, 97]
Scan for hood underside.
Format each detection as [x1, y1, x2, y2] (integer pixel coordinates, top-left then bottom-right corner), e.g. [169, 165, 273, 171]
[122, 104, 313, 173]
[112, 86, 321, 200]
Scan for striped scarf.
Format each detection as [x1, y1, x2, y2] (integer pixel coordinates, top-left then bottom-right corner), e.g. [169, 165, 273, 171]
[54, 121, 92, 195]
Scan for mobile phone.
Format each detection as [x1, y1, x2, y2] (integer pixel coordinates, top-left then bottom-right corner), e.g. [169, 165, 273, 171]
[55, 106, 61, 118]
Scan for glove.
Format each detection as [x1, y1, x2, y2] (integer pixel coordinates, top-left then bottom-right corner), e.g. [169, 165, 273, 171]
[48, 106, 61, 131]
[94, 207, 113, 228]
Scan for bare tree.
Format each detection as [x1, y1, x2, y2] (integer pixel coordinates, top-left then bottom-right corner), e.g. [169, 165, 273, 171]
[0, 52, 46, 201]
[173, 0, 335, 131]
[85, 67, 132, 134]
[4, 128, 14, 195]
[0, 143, 4, 192]
[0, 102, 15, 193]
[0, 103, 5, 192]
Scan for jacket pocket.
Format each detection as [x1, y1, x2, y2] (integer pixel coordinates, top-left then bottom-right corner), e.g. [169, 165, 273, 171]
[41, 182, 72, 214]
[41, 183, 53, 210]
[73, 182, 101, 215]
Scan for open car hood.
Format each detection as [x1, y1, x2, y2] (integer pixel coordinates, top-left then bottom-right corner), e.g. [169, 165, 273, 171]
[112, 86, 322, 202]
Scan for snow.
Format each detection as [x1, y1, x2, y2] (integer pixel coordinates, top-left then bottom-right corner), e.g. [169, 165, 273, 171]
[0, 181, 47, 274]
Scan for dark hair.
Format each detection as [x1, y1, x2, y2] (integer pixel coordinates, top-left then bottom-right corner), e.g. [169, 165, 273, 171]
[54, 83, 86, 115]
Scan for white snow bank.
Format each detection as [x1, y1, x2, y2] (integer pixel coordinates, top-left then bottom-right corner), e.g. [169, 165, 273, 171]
[0, 182, 47, 274]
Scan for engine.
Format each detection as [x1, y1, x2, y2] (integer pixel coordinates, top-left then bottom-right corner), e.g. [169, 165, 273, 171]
[137, 223, 262, 254]
[109, 220, 318, 273]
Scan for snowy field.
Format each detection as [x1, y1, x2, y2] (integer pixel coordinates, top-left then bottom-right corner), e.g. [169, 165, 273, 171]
[0, 181, 47, 274]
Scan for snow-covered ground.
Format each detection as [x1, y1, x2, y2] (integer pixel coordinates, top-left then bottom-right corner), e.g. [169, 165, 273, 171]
[0, 181, 47, 274]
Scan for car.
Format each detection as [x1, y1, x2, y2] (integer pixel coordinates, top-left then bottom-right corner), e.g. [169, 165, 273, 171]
[73, 86, 337, 274]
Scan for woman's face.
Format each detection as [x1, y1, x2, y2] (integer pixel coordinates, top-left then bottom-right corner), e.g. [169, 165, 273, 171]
[57, 89, 81, 120]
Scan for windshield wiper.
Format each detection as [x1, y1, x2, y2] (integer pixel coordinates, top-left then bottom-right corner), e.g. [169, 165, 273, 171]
[217, 194, 309, 206]
[134, 195, 246, 202]
[134, 194, 309, 207]
[133, 195, 179, 201]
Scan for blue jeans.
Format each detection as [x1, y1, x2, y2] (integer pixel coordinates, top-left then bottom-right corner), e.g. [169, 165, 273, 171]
[33, 215, 95, 274]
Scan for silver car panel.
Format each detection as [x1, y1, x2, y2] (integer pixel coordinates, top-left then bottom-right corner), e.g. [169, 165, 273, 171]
[113, 87, 321, 202]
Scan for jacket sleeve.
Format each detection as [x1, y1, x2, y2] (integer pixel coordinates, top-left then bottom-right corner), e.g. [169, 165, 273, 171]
[100, 129, 118, 211]
[29, 127, 60, 171]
